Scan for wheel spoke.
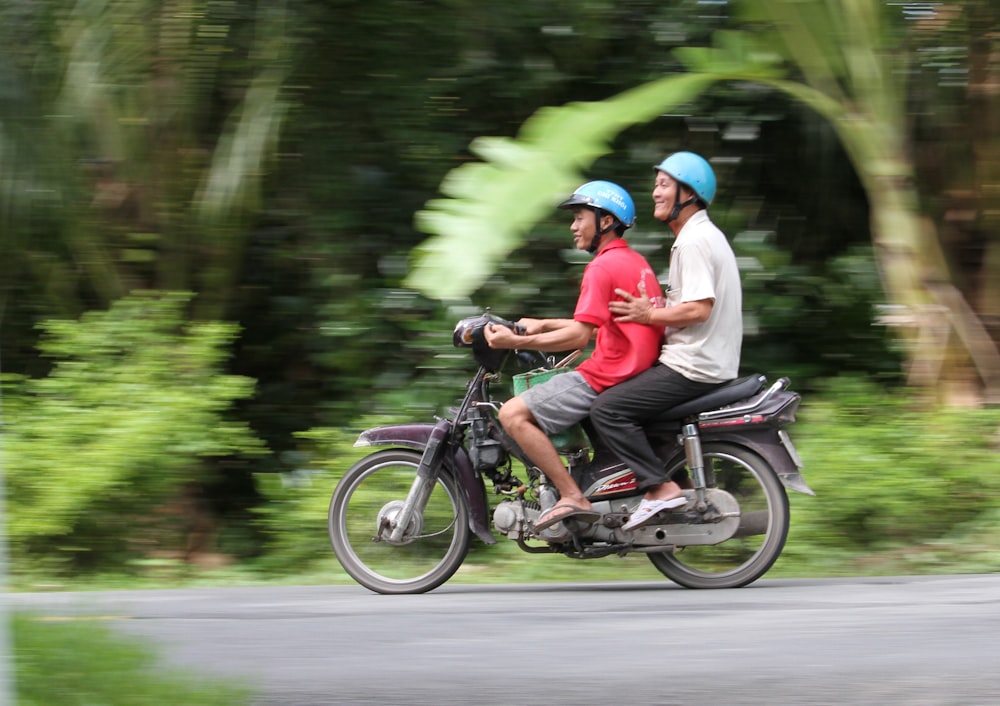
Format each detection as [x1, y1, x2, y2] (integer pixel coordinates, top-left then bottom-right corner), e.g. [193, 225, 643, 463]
[649, 443, 789, 589]
[329, 450, 470, 594]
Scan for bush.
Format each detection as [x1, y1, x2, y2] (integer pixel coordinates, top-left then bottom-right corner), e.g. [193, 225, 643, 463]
[738, 242, 905, 390]
[251, 421, 375, 572]
[781, 375, 1000, 574]
[250, 377, 1000, 582]
[3, 292, 266, 573]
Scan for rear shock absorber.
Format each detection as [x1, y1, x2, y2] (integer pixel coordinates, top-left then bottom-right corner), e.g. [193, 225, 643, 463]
[681, 422, 708, 510]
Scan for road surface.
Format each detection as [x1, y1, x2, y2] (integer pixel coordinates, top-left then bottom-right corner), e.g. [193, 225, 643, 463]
[10, 574, 1000, 705]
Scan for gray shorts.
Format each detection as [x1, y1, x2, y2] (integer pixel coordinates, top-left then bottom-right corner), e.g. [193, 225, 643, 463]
[518, 370, 597, 435]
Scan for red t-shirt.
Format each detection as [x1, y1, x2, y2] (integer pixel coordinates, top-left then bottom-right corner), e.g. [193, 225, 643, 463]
[574, 239, 665, 393]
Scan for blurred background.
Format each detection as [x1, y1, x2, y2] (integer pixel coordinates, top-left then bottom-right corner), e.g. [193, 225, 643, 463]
[2, 0, 999, 585]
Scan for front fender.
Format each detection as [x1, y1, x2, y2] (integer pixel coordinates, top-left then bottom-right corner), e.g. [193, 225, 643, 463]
[354, 423, 496, 544]
[355, 423, 442, 451]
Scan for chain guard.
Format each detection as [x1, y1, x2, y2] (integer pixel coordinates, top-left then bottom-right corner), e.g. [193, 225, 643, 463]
[626, 488, 742, 547]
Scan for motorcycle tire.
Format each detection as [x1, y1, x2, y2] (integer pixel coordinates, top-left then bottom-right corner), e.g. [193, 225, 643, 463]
[328, 449, 471, 594]
[647, 442, 790, 589]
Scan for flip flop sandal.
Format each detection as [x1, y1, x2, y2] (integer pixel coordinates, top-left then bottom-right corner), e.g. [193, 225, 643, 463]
[533, 501, 600, 532]
[622, 496, 686, 531]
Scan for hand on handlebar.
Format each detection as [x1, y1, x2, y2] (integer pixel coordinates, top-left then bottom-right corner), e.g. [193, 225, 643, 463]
[513, 317, 544, 335]
[483, 319, 524, 349]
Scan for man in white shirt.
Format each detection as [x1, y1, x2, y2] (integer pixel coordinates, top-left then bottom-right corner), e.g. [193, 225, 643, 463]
[589, 151, 743, 531]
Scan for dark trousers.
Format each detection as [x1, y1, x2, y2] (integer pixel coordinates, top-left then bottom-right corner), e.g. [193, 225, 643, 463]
[590, 364, 721, 491]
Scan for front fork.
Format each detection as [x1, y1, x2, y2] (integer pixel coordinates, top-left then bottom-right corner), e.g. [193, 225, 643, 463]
[388, 419, 450, 543]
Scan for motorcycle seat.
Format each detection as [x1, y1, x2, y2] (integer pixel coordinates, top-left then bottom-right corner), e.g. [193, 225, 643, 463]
[656, 373, 768, 421]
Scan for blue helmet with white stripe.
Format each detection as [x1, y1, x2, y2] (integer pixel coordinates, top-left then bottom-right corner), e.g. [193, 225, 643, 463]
[558, 180, 636, 229]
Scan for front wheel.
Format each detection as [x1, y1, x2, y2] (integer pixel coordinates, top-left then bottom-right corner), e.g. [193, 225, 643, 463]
[329, 449, 470, 594]
[648, 442, 789, 589]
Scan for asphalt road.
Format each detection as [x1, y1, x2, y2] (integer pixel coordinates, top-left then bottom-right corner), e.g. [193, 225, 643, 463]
[10, 574, 1000, 705]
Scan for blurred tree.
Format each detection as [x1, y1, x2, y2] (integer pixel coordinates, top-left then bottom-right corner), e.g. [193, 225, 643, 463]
[0, 0, 742, 567]
[3, 0, 993, 572]
[252, 0, 739, 433]
[0, 0, 296, 559]
[408, 0, 1000, 403]
[739, 0, 1000, 402]
[0, 0, 292, 330]
[906, 1, 1000, 398]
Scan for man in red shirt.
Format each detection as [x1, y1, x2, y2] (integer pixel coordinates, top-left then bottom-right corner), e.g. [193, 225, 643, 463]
[485, 181, 663, 530]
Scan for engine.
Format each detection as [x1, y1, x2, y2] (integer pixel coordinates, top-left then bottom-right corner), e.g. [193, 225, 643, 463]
[493, 499, 576, 543]
[492, 499, 525, 538]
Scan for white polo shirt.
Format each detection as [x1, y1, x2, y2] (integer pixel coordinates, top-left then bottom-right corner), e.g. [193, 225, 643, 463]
[658, 210, 742, 382]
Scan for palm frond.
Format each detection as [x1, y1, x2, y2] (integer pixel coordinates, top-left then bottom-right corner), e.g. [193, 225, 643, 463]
[406, 74, 714, 299]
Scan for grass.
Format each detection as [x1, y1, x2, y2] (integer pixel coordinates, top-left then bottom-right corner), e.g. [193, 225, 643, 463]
[11, 612, 253, 706]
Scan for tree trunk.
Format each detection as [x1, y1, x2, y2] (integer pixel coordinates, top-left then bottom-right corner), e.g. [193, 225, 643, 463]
[870, 177, 1000, 404]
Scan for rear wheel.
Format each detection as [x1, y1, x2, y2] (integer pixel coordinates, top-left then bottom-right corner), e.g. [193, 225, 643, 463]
[329, 449, 470, 594]
[648, 442, 789, 589]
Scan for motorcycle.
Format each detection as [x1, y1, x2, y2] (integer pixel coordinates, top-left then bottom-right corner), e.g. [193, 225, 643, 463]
[328, 310, 813, 594]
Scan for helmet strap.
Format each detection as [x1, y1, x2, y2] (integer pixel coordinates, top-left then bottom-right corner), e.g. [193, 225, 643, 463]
[588, 210, 617, 254]
[666, 189, 697, 223]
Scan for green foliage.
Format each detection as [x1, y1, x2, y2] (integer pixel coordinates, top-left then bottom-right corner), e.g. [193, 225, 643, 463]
[739, 241, 904, 388]
[407, 72, 717, 299]
[3, 292, 265, 571]
[245, 376, 1000, 583]
[251, 422, 375, 571]
[783, 375, 1000, 573]
[399, 0, 1000, 401]
[13, 613, 252, 705]
[403, 23, 797, 301]
[3, 0, 998, 584]
[10, 376, 998, 587]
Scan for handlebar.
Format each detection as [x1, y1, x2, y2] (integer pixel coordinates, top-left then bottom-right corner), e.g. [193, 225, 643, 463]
[452, 310, 583, 374]
[488, 314, 526, 336]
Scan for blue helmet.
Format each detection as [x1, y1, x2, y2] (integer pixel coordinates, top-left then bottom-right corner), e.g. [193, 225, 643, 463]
[654, 152, 716, 205]
[558, 180, 636, 229]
